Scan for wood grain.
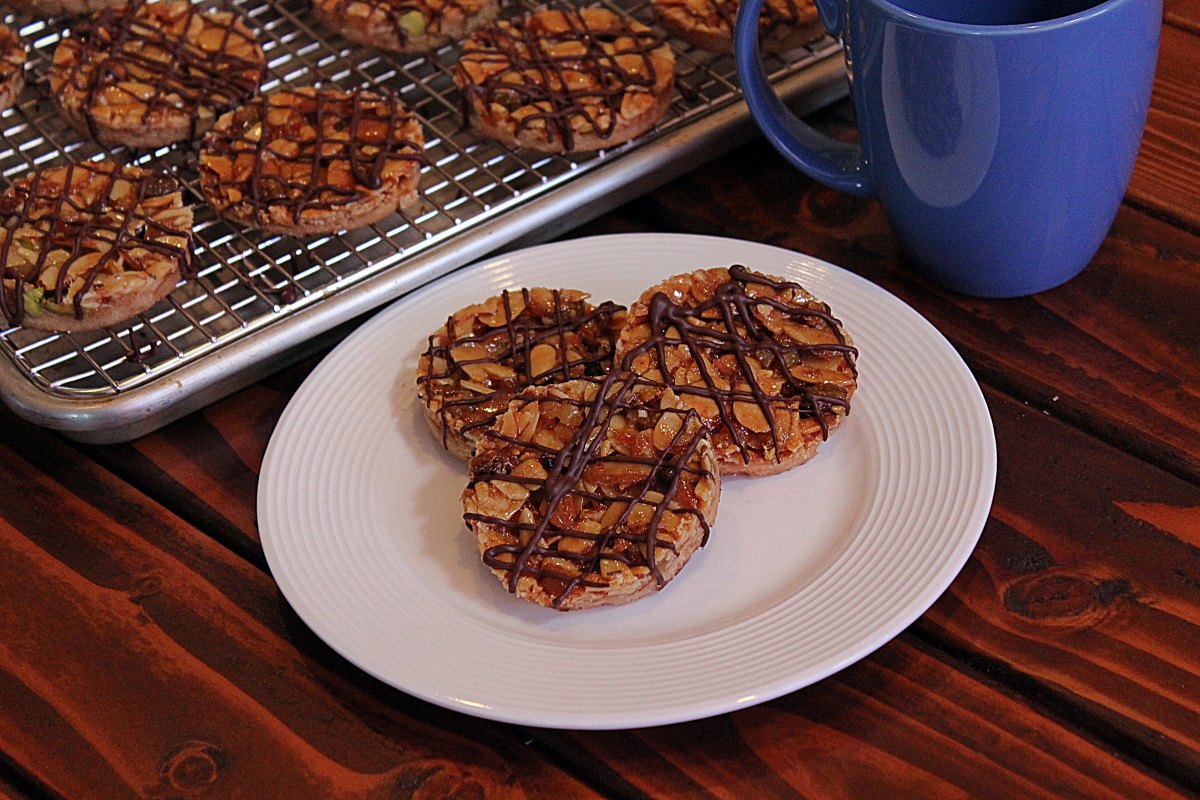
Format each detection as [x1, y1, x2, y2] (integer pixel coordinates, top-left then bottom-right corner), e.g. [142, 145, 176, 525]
[918, 388, 1200, 789]
[0, 410, 598, 800]
[552, 634, 1192, 800]
[1127, 24, 1200, 232]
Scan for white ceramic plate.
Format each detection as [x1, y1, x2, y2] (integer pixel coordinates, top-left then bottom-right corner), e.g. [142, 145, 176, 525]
[258, 233, 995, 729]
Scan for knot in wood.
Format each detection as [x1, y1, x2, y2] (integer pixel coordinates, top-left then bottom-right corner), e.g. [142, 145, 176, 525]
[1003, 572, 1131, 627]
[159, 740, 224, 793]
[129, 574, 163, 602]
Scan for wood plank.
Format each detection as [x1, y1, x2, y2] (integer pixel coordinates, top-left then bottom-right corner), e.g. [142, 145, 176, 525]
[1127, 24, 1200, 232]
[0, 771, 44, 800]
[1165, 0, 1200, 34]
[80, 358, 318, 550]
[917, 387, 1200, 788]
[0, 410, 598, 800]
[552, 635, 1191, 800]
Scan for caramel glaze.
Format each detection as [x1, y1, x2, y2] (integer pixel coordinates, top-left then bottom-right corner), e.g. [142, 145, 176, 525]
[694, 0, 815, 38]
[457, 10, 668, 152]
[60, 0, 265, 143]
[324, 0, 473, 47]
[0, 162, 192, 326]
[465, 371, 713, 608]
[621, 264, 858, 465]
[419, 288, 625, 446]
[202, 90, 425, 226]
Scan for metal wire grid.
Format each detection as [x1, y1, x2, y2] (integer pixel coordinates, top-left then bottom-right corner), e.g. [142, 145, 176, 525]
[0, 0, 835, 401]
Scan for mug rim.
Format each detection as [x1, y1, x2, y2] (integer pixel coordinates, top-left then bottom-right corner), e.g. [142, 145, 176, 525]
[864, 0, 1133, 34]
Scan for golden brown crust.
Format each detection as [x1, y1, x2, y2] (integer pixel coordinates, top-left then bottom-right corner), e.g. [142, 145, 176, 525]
[462, 374, 720, 611]
[416, 287, 627, 459]
[198, 88, 425, 235]
[0, 161, 193, 333]
[0, 24, 25, 114]
[652, 0, 824, 54]
[454, 7, 676, 154]
[312, 0, 499, 53]
[49, 0, 265, 149]
[616, 265, 858, 476]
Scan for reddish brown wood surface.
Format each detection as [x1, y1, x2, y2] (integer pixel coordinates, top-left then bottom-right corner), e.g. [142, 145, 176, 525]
[924, 390, 1200, 788]
[3, 8, 1199, 800]
[1127, 18, 1200, 232]
[0, 412, 597, 800]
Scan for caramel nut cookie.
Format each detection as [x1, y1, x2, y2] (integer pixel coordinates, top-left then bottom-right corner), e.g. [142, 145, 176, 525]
[616, 265, 858, 476]
[198, 88, 426, 235]
[0, 161, 193, 333]
[417, 287, 627, 460]
[3, 0, 122, 16]
[463, 372, 721, 610]
[652, 0, 823, 54]
[0, 23, 26, 114]
[454, 6, 676, 153]
[313, 0, 500, 54]
[49, 0, 266, 148]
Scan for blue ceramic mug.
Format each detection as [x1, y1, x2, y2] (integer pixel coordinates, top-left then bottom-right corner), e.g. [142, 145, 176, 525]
[734, 0, 1161, 297]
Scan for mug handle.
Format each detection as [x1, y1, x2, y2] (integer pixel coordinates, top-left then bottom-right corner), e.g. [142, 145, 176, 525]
[733, 0, 874, 196]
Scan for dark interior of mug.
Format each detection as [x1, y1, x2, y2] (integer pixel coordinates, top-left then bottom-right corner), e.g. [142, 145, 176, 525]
[885, 0, 1103, 25]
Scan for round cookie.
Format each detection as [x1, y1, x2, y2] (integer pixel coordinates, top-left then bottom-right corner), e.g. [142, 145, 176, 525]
[416, 287, 626, 460]
[454, 6, 676, 153]
[616, 265, 858, 476]
[312, 0, 499, 54]
[198, 88, 425, 236]
[462, 373, 721, 611]
[49, 0, 266, 148]
[652, 0, 824, 54]
[0, 161, 193, 333]
[0, 23, 26, 114]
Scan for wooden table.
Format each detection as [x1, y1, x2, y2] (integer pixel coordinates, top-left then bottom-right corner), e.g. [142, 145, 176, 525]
[3, 4, 1198, 798]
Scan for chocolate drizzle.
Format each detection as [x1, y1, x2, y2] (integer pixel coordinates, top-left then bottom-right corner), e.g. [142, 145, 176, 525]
[0, 161, 193, 328]
[698, 0, 814, 38]
[51, 0, 265, 145]
[418, 288, 626, 448]
[620, 265, 858, 465]
[456, 8, 670, 152]
[199, 89, 426, 227]
[465, 371, 714, 609]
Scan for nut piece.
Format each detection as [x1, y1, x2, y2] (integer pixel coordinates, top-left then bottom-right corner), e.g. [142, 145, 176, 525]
[454, 7, 676, 153]
[417, 287, 627, 459]
[49, 0, 266, 148]
[198, 88, 426, 235]
[616, 265, 858, 476]
[462, 372, 721, 611]
[0, 160, 194, 333]
[313, 0, 500, 54]
[0, 23, 26, 114]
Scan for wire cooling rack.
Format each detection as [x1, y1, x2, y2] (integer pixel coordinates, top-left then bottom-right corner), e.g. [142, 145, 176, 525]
[0, 0, 844, 442]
